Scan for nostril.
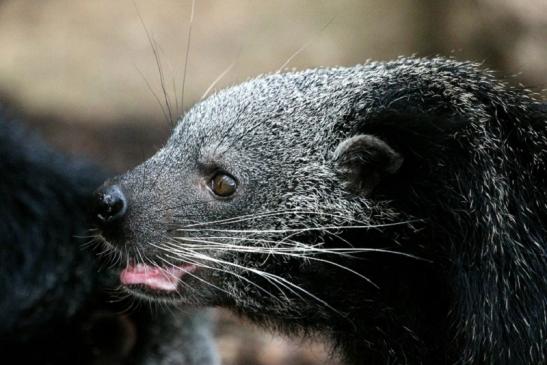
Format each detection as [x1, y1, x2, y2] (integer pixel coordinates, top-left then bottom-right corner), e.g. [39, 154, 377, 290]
[94, 184, 127, 225]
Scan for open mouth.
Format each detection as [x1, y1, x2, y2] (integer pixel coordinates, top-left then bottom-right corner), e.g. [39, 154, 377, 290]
[120, 262, 197, 292]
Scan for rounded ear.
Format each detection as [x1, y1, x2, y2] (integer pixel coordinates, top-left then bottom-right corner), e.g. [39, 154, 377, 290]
[332, 134, 403, 195]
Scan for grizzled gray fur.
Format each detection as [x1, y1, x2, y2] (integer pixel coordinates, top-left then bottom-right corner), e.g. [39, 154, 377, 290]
[95, 57, 547, 365]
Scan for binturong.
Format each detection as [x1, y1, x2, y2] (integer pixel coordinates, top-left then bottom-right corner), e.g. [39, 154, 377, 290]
[93, 57, 547, 365]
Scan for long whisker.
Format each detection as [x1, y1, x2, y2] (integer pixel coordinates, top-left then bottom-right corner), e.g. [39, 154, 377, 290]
[135, 244, 147, 266]
[150, 240, 290, 301]
[154, 255, 220, 293]
[133, 2, 175, 126]
[180, 0, 196, 113]
[184, 252, 292, 303]
[201, 58, 237, 100]
[163, 238, 379, 287]
[175, 209, 378, 228]
[169, 237, 426, 260]
[176, 220, 419, 234]
[154, 250, 285, 302]
[164, 249, 311, 306]
[277, 16, 336, 72]
[156, 241, 343, 315]
[91, 234, 125, 269]
[134, 65, 172, 128]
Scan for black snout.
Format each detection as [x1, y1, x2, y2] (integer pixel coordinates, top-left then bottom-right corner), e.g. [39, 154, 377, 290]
[94, 184, 127, 225]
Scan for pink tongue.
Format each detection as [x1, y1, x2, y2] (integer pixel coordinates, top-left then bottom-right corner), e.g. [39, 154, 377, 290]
[120, 263, 195, 291]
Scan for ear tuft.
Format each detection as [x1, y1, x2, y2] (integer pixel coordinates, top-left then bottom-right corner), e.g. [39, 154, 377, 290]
[332, 134, 403, 195]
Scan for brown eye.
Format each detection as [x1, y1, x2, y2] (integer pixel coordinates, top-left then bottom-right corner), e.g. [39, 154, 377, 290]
[210, 173, 237, 197]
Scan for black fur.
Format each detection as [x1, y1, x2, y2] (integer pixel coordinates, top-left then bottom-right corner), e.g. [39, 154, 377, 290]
[0, 113, 218, 364]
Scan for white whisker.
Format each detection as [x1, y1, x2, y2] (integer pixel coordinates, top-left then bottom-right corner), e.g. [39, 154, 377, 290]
[163, 238, 379, 287]
[154, 241, 344, 315]
[177, 220, 419, 234]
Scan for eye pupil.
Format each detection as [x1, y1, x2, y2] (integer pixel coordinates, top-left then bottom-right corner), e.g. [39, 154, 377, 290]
[211, 173, 237, 197]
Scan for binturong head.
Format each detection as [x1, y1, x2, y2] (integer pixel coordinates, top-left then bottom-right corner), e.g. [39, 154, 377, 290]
[92, 57, 547, 364]
[93, 61, 408, 307]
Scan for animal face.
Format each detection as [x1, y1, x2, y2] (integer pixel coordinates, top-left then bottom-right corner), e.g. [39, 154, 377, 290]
[93, 65, 404, 313]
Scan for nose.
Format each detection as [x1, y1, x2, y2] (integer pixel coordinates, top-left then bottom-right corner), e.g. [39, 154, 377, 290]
[94, 184, 127, 225]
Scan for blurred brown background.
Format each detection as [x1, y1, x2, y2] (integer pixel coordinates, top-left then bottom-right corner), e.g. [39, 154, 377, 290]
[0, 1, 545, 364]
